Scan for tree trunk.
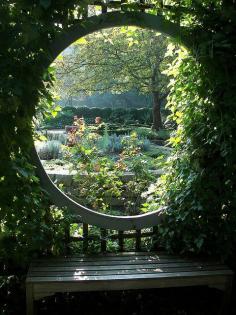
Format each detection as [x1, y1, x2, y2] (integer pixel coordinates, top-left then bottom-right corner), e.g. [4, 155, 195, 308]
[152, 91, 163, 131]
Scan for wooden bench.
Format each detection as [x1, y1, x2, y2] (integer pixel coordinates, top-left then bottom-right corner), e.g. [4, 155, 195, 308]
[26, 252, 233, 315]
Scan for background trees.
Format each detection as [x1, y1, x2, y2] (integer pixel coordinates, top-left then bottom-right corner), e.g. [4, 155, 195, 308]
[56, 27, 170, 130]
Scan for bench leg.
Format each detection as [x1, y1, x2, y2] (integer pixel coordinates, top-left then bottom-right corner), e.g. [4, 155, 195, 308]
[26, 284, 35, 315]
[218, 278, 233, 315]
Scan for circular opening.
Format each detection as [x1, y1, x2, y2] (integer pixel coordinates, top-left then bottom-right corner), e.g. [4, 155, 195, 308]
[33, 11, 189, 230]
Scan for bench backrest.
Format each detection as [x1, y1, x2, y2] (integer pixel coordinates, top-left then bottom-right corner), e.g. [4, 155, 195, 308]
[64, 219, 159, 254]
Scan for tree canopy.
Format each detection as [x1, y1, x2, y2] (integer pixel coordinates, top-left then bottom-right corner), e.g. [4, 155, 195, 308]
[55, 26, 170, 130]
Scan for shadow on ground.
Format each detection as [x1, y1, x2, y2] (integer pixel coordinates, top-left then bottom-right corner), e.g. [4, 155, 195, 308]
[36, 287, 223, 315]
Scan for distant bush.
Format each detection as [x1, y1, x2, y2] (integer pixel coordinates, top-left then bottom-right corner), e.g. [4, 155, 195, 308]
[134, 127, 171, 140]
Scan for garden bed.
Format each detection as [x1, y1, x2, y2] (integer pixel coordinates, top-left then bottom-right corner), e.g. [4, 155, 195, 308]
[35, 125, 172, 215]
[45, 167, 164, 186]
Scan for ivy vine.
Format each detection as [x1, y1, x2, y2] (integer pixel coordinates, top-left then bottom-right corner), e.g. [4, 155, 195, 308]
[0, 1, 236, 263]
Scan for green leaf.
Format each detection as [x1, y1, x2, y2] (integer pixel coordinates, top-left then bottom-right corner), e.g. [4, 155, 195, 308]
[54, 105, 61, 112]
[76, 37, 88, 45]
[14, 166, 30, 178]
[38, 135, 47, 141]
[51, 111, 58, 118]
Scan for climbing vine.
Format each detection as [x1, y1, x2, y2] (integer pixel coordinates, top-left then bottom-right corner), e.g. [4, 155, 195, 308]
[0, 1, 236, 263]
[145, 1, 236, 259]
[0, 1, 86, 263]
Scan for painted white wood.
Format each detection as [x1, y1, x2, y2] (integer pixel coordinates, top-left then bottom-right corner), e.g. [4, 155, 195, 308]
[31, 145, 165, 230]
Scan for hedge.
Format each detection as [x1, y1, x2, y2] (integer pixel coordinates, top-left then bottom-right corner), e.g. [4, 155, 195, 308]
[42, 106, 153, 129]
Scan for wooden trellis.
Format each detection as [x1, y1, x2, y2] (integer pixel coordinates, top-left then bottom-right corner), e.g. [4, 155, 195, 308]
[89, 0, 162, 13]
[64, 219, 161, 254]
[83, 0, 188, 17]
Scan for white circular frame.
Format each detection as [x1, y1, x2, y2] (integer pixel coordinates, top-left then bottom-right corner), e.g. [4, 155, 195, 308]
[33, 11, 191, 230]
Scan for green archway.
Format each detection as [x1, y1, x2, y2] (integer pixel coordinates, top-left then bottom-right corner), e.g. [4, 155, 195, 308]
[49, 11, 192, 63]
[33, 11, 192, 230]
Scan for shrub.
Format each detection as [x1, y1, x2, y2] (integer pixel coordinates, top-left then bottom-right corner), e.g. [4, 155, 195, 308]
[134, 127, 172, 141]
[36, 140, 62, 160]
[134, 127, 159, 140]
[156, 129, 172, 140]
[142, 45, 236, 259]
[140, 138, 151, 151]
[96, 133, 124, 154]
[46, 131, 67, 144]
[108, 134, 124, 153]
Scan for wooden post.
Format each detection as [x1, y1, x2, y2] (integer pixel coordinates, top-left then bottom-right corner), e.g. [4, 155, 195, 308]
[139, 0, 145, 12]
[118, 231, 124, 252]
[26, 283, 34, 315]
[135, 229, 141, 251]
[64, 225, 70, 255]
[218, 277, 233, 315]
[120, 0, 126, 11]
[101, 3, 107, 14]
[100, 228, 107, 252]
[82, 5, 88, 19]
[152, 226, 159, 250]
[83, 223, 88, 253]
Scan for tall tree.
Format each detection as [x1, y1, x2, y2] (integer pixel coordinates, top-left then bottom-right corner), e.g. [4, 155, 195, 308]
[55, 26, 170, 130]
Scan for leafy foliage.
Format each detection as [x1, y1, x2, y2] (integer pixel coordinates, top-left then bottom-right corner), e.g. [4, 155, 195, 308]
[0, 0, 236, 265]
[144, 30, 236, 258]
[0, 1, 86, 264]
[62, 127, 161, 215]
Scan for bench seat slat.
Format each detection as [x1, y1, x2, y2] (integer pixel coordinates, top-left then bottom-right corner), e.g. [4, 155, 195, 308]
[27, 269, 233, 283]
[31, 258, 218, 268]
[28, 266, 230, 278]
[34, 252, 168, 261]
[31, 254, 215, 264]
[28, 262, 225, 273]
[32, 254, 181, 262]
[31, 253, 194, 261]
